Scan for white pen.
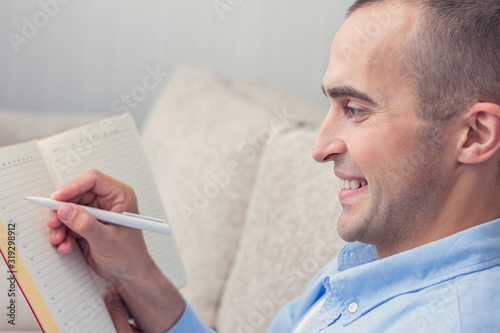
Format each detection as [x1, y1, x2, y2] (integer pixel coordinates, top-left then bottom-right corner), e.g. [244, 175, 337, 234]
[25, 196, 171, 235]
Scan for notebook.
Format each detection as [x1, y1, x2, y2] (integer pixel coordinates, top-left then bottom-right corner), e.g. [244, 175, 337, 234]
[0, 112, 186, 332]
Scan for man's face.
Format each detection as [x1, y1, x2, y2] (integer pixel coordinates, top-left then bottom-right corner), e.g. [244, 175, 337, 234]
[313, 4, 454, 254]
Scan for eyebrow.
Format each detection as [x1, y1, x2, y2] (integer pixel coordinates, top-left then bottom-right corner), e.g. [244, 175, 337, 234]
[321, 84, 378, 107]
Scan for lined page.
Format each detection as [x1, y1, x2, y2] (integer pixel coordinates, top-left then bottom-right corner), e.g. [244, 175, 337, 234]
[0, 142, 116, 333]
[37, 113, 187, 288]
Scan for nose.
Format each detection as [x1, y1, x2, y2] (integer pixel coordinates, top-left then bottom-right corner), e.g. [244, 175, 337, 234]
[312, 111, 347, 163]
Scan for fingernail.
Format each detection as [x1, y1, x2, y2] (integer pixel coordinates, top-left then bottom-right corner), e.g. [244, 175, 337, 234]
[110, 288, 122, 301]
[104, 290, 113, 304]
[49, 211, 55, 220]
[59, 205, 75, 222]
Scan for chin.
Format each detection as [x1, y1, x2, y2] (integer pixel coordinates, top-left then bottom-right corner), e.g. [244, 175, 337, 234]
[336, 215, 366, 243]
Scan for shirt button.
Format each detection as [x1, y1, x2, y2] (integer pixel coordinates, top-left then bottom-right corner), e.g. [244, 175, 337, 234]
[348, 302, 359, 313]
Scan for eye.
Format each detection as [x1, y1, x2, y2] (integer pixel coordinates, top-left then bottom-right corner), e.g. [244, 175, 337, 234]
[343, 106, 365, 118]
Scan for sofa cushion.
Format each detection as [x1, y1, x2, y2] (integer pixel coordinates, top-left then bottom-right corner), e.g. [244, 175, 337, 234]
[216, 128, 346, 333]
[141, 64, 296, 327]
[228, 80, 327, 130]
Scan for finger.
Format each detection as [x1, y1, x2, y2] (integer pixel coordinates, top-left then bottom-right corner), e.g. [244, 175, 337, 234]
[55, 228, 77, 254]
[49, 225, 66, 246]
[51, 168, 137, 214]
[77, 191, 99, 206]
[105, 289, 138, 333]
[47, 210, 63, 229]
[56, 204, 105, 248]
[51, 168, 122, 203]
[47, 209, 76, 252]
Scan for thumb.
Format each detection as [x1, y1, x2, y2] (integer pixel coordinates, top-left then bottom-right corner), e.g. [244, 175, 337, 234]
[105, 289, 140, 333]
[58, 204, 105, 241]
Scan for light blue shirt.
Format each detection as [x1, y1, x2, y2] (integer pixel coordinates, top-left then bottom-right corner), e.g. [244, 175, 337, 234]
[169, 218, 500, 332]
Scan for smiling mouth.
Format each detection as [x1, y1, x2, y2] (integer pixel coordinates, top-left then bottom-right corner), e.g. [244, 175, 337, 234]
[339, 178, 368, 190]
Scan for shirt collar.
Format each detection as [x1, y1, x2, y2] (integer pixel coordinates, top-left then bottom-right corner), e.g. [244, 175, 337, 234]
[324, 218, 500, 326]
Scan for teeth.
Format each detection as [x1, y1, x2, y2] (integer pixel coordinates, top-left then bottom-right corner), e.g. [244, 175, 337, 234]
[339, 179, 368, 190]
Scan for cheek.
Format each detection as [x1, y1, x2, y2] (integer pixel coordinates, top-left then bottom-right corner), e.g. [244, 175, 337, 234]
[345, 127, 397, 171]
[347, 127, 417, 188]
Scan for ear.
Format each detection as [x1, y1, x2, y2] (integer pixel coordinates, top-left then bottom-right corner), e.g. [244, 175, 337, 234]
[457, 102, 500, 164]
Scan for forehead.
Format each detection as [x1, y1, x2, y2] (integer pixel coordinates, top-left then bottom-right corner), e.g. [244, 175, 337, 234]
[324, 3, 418, 104]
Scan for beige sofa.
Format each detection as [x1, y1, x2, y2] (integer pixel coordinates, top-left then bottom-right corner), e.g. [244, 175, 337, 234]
[0, 65, 345, 332]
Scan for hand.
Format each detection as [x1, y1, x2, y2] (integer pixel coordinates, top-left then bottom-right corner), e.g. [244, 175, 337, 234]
[47, 168, 153, 284]
[105, 288, 142, 333]
[47, 168, 186, 332]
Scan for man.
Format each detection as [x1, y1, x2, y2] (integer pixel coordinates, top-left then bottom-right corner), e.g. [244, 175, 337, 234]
[47, 0, 500, 331]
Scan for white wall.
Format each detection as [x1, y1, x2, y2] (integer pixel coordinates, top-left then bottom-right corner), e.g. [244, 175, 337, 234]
[0, 0, 354, 125]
